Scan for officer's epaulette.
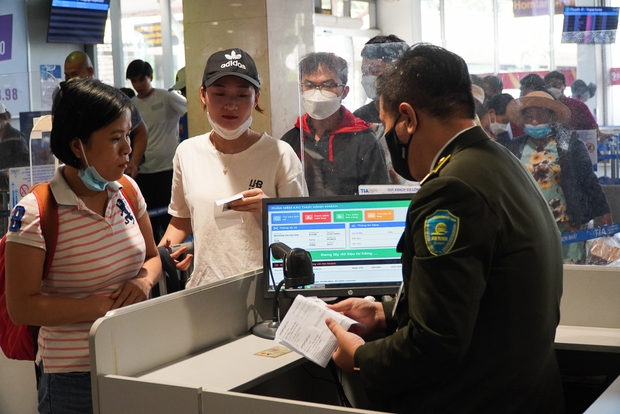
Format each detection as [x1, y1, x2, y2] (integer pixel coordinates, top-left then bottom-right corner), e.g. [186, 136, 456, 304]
[419, 154, 451, 186]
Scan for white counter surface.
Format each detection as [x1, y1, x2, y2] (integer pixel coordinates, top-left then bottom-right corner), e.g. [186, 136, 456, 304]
[135, 334, 304, 392]
[555, 325, 620, 353]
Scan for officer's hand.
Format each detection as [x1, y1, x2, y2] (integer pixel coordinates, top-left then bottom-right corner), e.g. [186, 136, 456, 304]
[326, 317, 365, 373]
[327, 298, 386, 337]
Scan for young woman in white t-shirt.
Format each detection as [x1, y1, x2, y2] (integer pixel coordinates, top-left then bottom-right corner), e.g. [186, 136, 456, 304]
[160, 48, 307, 287]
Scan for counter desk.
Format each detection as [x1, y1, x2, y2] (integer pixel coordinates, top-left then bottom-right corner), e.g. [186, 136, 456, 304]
[89, 265, 620, 414]
[89, 269, 381, 414]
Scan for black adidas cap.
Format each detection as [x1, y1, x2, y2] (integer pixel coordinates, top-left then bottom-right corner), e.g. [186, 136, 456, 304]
[202, 48, 260, 88]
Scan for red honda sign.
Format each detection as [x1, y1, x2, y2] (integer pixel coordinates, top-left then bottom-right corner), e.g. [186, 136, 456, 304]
[513, 0, 575, 18]
[610, 68, 620, 85]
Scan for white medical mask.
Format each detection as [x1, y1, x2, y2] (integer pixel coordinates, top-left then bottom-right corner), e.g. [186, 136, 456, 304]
[207, 112, 253, 141]
[490, 121, 509, 135]
[77, 141, 111, 192]
[546, 87, 563, 100]
[361, 75, 378, 101]
[301, 90, 341, 120]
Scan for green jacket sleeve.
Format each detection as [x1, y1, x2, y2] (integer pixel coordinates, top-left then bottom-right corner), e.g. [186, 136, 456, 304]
[354, 176, 499, 400]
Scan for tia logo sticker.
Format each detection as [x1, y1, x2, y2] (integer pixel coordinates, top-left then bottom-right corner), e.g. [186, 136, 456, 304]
[221, 50, 246, 69]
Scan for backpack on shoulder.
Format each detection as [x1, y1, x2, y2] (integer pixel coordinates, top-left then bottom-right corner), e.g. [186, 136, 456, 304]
[0, 176, 138, 361]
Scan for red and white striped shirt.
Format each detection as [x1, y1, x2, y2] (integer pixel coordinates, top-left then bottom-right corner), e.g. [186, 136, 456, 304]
[6, 168, 147, 373]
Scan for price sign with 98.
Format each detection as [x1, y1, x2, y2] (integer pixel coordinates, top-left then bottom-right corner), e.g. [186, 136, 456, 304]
[0, 6, 29, 114]
[2, 88, 18, 101]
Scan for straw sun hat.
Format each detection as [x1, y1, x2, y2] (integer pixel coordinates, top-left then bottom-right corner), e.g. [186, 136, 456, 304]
[506, 91, 571, 127]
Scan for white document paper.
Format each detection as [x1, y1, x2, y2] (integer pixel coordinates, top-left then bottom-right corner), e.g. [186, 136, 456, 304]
[213, 193, 244, 230]
[275, 295, 365, 367]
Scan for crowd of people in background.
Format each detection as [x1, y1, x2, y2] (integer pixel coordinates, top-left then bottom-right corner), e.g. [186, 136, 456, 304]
[1, 45, 613, 269]
[1, 39, 615, 412]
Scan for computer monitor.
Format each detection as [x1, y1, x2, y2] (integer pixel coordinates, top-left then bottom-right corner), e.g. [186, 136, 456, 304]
[562, 6, 620, 44]
[262, 194, 413, 299]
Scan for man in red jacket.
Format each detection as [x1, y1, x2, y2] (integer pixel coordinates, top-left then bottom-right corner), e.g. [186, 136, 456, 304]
[281, 52, 389, 196]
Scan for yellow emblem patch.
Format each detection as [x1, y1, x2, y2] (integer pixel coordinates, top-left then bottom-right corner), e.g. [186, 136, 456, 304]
[424, 210, 459, 256]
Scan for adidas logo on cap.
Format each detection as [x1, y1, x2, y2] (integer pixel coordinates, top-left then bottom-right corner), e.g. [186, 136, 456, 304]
[221, 50, 246, 69]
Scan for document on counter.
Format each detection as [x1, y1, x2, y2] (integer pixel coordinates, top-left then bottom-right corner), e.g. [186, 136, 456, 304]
[275, 295, 365, 367]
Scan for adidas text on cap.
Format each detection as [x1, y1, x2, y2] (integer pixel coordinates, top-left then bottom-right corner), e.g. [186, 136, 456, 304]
[202, 48, 261, 89]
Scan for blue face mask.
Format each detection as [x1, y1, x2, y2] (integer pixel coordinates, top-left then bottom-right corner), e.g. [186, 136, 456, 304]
[78, 141, 111, 192]
[523, 124, 552, 139]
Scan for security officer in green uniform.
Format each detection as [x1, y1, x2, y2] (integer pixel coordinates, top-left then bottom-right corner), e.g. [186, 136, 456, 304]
[326, 44, 564, 413]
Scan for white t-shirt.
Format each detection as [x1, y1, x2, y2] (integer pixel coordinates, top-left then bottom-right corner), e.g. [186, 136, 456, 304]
[6, 169, 147, 373]
[169, 132, 308, 287]
[132, 89, 187, 174]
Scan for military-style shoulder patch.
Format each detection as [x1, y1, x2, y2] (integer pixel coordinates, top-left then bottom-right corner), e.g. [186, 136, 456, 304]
[424, 210, 459, 256]
[420, 155, 451, 186]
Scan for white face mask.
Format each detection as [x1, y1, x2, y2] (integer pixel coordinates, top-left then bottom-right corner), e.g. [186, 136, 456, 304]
[361, 75, 378, 101]
[301, 90, 341, 120]
[489, 121, 509, 135]
[547, 87, 563, 100]
[207, 112, 252, 141]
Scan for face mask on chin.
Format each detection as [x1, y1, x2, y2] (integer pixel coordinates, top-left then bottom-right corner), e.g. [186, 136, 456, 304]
[207, 112, 253, 141]
[77, 141, 111, 192]
[523, 123, 552, 139]
[384, 120, 415, 182]
[301, 90, 341, 120]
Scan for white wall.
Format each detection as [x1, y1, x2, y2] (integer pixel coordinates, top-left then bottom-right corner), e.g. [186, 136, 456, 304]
[376, 0, 422, 45]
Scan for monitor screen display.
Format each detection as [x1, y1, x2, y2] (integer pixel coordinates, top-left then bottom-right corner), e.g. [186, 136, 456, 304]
[47, 0, 110, 44]
[262, 194, 413, 299]
[562, 6, 619, 44]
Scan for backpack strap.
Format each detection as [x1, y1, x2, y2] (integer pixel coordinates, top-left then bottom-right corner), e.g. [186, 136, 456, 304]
[118, 175, 139, 217]
[29, 183, 58, 279]
[27, 183, 58, 372]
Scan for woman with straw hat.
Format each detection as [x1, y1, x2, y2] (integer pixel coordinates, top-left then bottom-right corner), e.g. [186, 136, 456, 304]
[504, 91, 611, 263]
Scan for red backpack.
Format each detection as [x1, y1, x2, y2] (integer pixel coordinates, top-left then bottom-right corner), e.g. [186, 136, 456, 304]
[0, 177, 138, 361]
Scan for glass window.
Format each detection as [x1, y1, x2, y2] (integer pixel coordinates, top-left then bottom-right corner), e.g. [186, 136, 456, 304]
[351, 1, 371, 30]
[96, 0, 184, 90]
[415, 0, 616, 265]
[443, 0, 495, 74]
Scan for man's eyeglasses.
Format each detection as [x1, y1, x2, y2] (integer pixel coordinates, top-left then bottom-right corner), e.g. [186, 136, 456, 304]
[300, 81, 345, 97]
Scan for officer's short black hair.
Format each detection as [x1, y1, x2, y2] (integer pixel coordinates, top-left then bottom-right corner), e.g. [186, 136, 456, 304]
[377, 43, 475, 120]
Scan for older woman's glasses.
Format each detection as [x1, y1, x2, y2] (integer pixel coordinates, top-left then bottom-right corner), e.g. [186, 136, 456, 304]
[300, 81, 345, 97]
